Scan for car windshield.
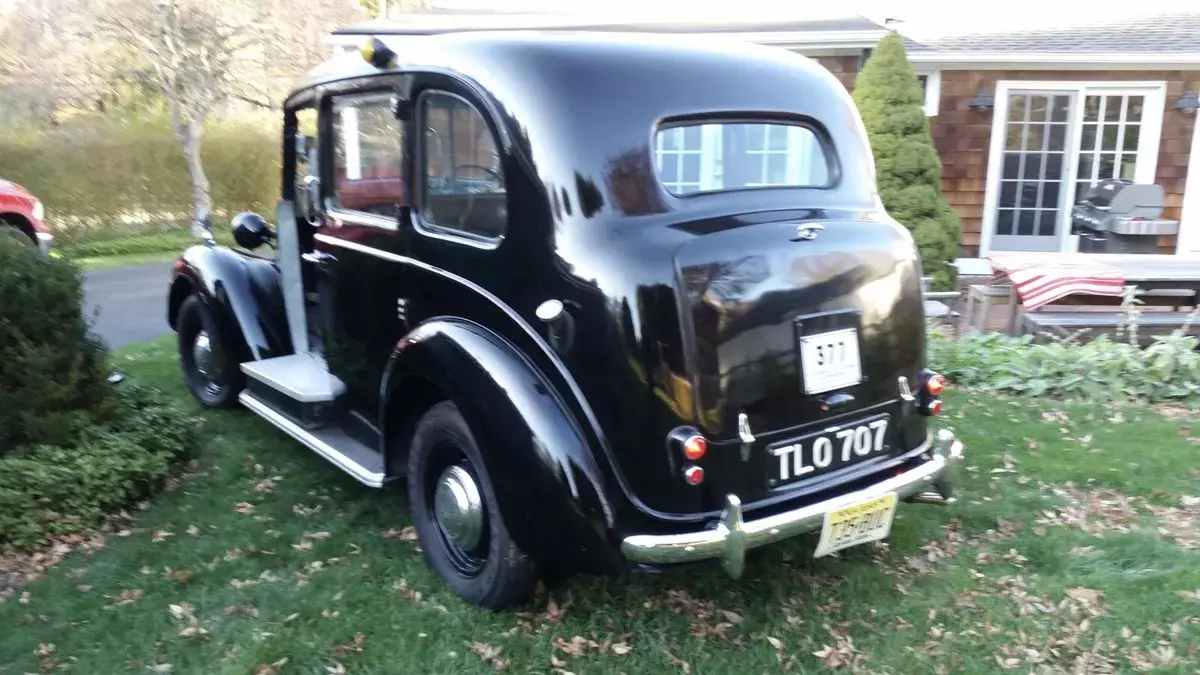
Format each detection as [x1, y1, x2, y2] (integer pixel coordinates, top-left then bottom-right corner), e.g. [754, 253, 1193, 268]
[652, 121, 830, 195]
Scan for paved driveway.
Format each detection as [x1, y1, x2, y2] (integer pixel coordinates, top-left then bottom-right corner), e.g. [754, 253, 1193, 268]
[83, 262, 175, 349]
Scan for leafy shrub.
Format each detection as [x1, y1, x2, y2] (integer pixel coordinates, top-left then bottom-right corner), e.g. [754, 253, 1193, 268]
[0, 384, 202, 548]
[0, 236, 113, 452]
[0, 117, 279, 243]
[928, 316, 1200, 402]
[853, 33, 961, 290]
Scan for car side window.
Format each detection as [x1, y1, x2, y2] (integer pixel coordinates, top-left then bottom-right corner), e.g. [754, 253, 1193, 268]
[420, 91, 506, 241]
[330, 92, 406, 219]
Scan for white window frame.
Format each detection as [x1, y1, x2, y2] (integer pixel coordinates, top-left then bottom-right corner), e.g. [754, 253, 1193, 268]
[654, 126, 722, 193]
[914, 70, 941, 117]
[1179, 111, 1200, 254]
[979, 80, 1166, 257]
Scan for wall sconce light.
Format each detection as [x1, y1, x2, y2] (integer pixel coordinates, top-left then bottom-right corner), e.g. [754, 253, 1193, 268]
[1174, 91, 1199, 115]
[968, 87, 995, 112]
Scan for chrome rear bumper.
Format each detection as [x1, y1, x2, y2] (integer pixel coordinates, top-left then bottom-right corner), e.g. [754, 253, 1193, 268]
[620, 429, 964, 577]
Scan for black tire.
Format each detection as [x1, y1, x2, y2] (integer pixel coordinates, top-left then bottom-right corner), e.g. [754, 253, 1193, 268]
[177, 295, 243, 408]
[408, 401, 538, 610]
[0, 223, 34, 248]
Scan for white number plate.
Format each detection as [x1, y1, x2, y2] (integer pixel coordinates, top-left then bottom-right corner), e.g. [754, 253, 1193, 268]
[799, 328, 862, 395]
[814, 492, 898, 558]
[769, 415, 890, 486]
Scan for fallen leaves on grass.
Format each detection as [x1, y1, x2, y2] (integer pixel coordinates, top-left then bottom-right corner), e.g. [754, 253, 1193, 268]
[34, 642, 59, 672]
[254, 476, 280, 493]
[554, 635, 600, 657]
[105, 588, 143, 608]
[393, 578, 421, 604]
[661, 589, 742, 641]
[332, 633, 366, 657]
[252, 658, 289, 675]
[657, 639, 691, 674]
[1037, 484, 1140, 535]
[0, 522, 120, 602]
[169, 602, 211, 640]
[1146, 495, 1200, 549]
[226, 604, 259, 618]
[234, 502, 256, 514]
[514, 595, 570, 635]
[468, 641, 509, 670]
[151, 529, 173, 543]
[381, 526, 417, 541]
[292, 503, 320, 517]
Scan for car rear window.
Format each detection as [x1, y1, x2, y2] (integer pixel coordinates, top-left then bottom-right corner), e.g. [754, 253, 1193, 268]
[652, 121, 831, 195]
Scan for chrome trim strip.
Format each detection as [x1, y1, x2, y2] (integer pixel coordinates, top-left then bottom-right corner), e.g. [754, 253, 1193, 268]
[323, 207, 399, 232]
[621, 429, 963, 576]
[240, 391, 385, 488]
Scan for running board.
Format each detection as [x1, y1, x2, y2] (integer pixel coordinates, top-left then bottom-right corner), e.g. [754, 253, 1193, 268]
[240, 391, 385, 488]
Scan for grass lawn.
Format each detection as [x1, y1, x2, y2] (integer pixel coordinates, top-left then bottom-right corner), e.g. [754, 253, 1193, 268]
[2, 338, 1199, 674]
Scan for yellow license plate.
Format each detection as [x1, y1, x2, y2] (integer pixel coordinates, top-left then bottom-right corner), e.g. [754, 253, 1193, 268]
[813, 492, 897, 558]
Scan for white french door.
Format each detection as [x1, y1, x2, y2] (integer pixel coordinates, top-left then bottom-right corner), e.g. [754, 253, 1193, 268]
[981, 82, 1166, 255]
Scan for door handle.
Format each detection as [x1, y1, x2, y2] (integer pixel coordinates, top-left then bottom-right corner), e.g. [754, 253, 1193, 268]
[302, 251, 336, 265]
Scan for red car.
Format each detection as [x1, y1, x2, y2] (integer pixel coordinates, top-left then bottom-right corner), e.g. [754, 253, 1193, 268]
[0, 179, 51, 255]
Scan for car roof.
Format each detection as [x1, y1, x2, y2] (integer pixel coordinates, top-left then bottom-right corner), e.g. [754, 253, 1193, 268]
[295, 30, 820, 94]
[295, 32, 878, 217]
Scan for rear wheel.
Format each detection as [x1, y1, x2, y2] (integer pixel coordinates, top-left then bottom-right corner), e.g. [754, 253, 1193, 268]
[408, 401, 537, 610]
[177, 295, 243, 408]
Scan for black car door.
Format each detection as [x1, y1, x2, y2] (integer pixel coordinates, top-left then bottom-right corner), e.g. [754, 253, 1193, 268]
[311, 82, 413, 440]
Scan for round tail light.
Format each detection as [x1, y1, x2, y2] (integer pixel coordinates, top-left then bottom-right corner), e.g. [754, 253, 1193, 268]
[683, 465, 705, 485]
[928, 399, 944, 416]
[683, 435, 707, 461]
[926, 373, 946, 396]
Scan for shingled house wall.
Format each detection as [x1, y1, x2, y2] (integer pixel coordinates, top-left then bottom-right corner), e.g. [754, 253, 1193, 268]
[812, 59, 1197, 255]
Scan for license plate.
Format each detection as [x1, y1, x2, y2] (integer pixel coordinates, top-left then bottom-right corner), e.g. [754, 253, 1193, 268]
[769, 414, 890, 486]
[814, 492, 898, 557]
[799, 327, 862, 395]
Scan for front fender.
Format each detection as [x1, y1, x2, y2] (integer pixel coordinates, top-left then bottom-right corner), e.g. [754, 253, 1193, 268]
[382, 319, 622, 575]
[167, 244, 289, 363]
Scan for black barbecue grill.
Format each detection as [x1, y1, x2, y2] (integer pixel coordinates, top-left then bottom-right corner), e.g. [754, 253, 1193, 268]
[1071, 179, 1180, 254]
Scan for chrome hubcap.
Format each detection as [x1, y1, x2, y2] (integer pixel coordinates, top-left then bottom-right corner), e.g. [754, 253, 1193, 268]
[434, 465, 484, 550]
[193, 331, 214, 378]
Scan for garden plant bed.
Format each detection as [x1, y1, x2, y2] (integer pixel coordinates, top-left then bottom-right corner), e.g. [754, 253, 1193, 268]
[1, 338, 1198, 674]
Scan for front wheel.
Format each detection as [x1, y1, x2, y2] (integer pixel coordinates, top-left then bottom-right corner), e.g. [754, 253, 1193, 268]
[0, 223, 33, 248]
[177, 295, 243, 407]
[408, 401, 538, 610]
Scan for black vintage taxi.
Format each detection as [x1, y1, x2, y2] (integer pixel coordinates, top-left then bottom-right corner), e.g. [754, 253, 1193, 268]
[166, 30, 964, 609]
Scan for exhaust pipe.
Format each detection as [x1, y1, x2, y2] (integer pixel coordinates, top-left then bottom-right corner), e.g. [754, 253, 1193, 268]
[909, 491, 957, 506]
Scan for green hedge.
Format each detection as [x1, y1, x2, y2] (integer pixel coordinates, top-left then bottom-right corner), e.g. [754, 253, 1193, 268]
[60, 227, 236, 259]
[0, 118, 279, 244]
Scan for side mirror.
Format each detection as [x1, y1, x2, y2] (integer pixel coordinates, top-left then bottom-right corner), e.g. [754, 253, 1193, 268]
[231, 211, 276, 250]
[191, 210, 214, 240]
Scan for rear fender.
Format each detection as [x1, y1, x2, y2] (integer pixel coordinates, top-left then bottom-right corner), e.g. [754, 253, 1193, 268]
[167, 244, 289, 362]
[381, 319, 621, 575]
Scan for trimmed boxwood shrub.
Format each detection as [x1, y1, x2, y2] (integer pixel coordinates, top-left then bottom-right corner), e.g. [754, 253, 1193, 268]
[0, 235, 113, 452]
[0, 238, 202, 547]
[853, 32, 961, 290]
[0, 384, 201, 548]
